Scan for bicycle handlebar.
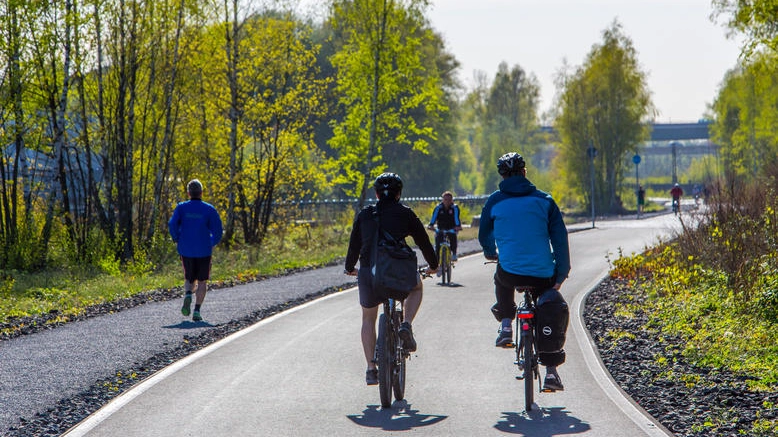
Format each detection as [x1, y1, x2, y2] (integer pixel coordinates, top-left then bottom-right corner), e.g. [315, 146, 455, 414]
[418, 265, 435, 279]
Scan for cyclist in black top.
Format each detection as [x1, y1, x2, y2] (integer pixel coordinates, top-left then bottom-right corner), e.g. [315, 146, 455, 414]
[427, 191, 463, 261]
[345, 173, 438, 385]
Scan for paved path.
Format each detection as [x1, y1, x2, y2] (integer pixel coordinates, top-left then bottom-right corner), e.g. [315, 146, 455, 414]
[1, 215, 679, 436]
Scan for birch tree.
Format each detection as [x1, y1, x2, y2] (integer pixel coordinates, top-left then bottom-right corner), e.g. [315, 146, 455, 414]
[327, 0, 444, 207]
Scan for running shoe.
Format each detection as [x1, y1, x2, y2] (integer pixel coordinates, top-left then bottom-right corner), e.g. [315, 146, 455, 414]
[192, 310, 202, 322]
[181, 294, 192, 316]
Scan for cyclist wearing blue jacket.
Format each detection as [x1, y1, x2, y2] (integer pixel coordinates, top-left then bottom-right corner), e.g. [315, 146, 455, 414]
[169, 179, 223, 322]
[478, 152, 571, 391]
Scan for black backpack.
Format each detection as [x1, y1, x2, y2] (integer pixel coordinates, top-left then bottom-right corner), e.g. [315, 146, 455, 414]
[370, 207, 418, 301]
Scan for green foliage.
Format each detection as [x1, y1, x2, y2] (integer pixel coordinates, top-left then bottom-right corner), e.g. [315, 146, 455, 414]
[610, 175, 778, 391]
[713, 0, 778, 56]
[0, 216, 355, 326]
[327, 0, 445, 203]
[710, 51, 778, 182]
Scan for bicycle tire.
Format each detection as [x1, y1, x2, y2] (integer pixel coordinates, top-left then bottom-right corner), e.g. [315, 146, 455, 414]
[392, 310, 406, 401]
[523, 329, 535, 411]
[441, 245, 451, 285]
[377, 313, 393, 408]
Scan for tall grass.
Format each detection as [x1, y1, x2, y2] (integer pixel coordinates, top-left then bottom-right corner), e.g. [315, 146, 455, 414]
[610, 172, 778, 390]
[0, 213, 481, 326]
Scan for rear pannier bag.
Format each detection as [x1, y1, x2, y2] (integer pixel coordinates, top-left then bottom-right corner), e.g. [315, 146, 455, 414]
[534, 288, 569, 367]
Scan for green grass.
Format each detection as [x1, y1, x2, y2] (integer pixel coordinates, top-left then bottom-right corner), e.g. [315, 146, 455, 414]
[0, 221, 352, 327]
[0, 223, 482, 329]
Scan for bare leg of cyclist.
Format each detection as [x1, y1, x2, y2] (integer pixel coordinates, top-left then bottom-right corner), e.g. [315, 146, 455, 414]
[398, 280, 422, 352]
[361, 305, 379, 369]
[361, 305, 380, 385]
[403, 281, 423, 323]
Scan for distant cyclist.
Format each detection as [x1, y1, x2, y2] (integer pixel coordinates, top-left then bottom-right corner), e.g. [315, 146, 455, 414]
[670, 183, 683, 213]
[427, 191, 463, 261]
[478, 152, 571, 392]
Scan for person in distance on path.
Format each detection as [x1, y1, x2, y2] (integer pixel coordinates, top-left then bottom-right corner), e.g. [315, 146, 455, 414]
[168, 179, 223, 322]
[427, 191, 463, 262]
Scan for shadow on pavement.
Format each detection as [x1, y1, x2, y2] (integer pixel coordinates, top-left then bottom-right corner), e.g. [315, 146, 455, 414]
[494, 406, 591, 435]
[162, 320, 216, 329]
[435, 282, 464, 287]
[347, 401, 447, 431]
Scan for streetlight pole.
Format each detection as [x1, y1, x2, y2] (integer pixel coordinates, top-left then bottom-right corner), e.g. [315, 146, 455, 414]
[670, 142, 679, 184]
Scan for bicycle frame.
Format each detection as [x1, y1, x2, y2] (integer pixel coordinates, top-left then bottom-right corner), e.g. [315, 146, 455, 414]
[435, 229, 456, 285]
[514, 286, 541, 412]
[375, 267, 431, 408]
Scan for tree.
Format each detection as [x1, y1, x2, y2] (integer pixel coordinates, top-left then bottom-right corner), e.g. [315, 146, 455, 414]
[710, 53, 778, 180]
[234, 14, 330, 244]
[713, 0, 778, 56]
[327, 0, 444, 207]
[381, 26, 460, 197]
[554, 21, 651, 214]
[479, 62, 541, 193]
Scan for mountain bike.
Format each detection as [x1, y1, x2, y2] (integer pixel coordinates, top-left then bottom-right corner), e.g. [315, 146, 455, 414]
[435, 228, 456, 285]
[672, 198, 680, 215]
[375, 267, 432, 408]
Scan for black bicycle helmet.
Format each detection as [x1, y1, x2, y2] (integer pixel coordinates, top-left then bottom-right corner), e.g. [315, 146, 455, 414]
[373, 172, 403, 199]
[497, 152, 526, 176]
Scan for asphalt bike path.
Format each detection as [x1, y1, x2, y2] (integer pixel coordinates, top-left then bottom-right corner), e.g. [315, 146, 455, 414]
[1, 214, 682, 436]
[62, 214, 683, 436]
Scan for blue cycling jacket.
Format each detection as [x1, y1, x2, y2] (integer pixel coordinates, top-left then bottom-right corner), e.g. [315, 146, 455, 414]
[168, 199, 223, 258]
[478, 175, 570, 283]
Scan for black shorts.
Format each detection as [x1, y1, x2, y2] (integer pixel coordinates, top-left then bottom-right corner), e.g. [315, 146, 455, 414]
[180, 256, 212, 282]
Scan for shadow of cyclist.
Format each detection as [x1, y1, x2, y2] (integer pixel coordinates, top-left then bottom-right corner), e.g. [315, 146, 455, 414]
[347, 400, 447, 431]
[494, 406, 591, 435]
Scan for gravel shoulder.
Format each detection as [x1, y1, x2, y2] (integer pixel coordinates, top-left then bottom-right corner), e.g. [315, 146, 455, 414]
[585, 276, 778, 437]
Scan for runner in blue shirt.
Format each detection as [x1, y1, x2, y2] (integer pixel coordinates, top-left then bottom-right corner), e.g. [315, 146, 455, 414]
[169, 179, 223, 322]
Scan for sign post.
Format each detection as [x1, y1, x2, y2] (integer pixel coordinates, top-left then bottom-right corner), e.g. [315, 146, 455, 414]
[633, 154, 641, 218]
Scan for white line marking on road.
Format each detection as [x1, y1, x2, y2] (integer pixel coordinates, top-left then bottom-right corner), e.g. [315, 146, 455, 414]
[62, 290, 352, 436]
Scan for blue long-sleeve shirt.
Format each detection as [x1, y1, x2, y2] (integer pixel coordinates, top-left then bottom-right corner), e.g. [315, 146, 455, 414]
[168, 199, 223, 258]
[478, 175, 570, 283]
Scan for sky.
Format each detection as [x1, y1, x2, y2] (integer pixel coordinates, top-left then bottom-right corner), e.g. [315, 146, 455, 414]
[425, 0, 744, 123]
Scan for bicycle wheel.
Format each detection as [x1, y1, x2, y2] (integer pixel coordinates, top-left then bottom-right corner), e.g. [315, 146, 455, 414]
[523, 329, 535, 411]
[441, 245, 451, 285]
[377, 313, 393, 408]
[392, 310, 406, 401]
